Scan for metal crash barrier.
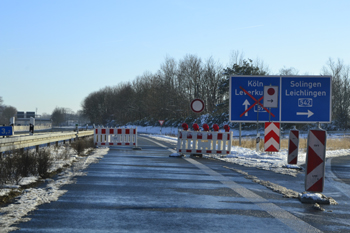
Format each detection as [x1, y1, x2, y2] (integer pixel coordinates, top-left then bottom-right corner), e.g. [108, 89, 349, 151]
[177, 130, 232, 155]
[94, 127, 138, 148]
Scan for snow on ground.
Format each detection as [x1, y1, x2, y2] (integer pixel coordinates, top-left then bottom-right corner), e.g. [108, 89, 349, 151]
[144, 126, 349, 204]
[0, 146, 109, 232]
[141, 125, 350, 177]
[1, 126, 349, 231]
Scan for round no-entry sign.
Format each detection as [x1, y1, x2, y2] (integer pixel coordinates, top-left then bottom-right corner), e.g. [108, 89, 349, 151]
[190, 99, 205, 113]
[267, 88, 275, 95]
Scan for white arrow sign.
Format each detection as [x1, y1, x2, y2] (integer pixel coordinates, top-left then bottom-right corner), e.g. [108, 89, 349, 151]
[242, 99, 250, 116]
[297, 110, 314, 118]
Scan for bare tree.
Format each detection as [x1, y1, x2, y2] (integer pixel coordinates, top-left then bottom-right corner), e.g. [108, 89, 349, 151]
[0, 106, 17, 125]
[81, 53, 271, 125]
[51, 107, 66, 126]
[228, 50, 245, 67]
[322, 58, 350, 129]
[279, 66, 299, 75]
[202, 56, 224, 113]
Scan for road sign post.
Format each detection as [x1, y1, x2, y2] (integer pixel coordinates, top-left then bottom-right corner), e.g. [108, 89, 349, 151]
[264, 122, 280, 152]
[305, 129, 327, 192]
[288, 129, 299, 164]
[190, 99, 205, 113]
[0, 126, 13, 137]
[159, 120, 164, 134]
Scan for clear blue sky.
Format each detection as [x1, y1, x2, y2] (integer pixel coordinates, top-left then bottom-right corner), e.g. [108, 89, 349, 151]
[1, 0, 349, 115]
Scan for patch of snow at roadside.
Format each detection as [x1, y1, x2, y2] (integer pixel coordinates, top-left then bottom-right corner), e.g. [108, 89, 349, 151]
[169, 153, 183, 157]
[283, 164, 302, 170]
[208, 146, 350, 177]
[142, 132, 350, 177]
[0, 147, 109, 232]
[18, 177, 39, 186]
[300, 193, 324, 200]
[142, 134, 177, 144]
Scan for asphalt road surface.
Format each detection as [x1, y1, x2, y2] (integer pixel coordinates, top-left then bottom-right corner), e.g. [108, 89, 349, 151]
[12, 135, 350, 232]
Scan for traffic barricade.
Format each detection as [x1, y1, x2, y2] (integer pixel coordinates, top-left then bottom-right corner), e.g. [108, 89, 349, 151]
[177, 130, 232, 155]
[94, 127, 138, 148]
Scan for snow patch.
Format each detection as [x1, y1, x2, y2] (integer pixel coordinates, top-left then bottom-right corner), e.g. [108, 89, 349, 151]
[0, 147, 109, 232]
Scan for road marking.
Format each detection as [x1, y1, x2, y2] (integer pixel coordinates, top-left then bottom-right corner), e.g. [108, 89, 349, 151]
[185, 158, 322, 233]
[325, 158, 350, 199]
[144, 136, 323, 233]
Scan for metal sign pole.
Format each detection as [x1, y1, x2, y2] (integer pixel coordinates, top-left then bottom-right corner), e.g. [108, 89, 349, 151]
[239, 122, 242, 146]
[256, 102, 260, 152]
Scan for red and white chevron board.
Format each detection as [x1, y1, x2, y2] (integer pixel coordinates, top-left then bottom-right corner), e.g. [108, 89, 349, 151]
[288, 130, 299, 164]
[264, 122, 280, 152]
[305, 129, 327, 192]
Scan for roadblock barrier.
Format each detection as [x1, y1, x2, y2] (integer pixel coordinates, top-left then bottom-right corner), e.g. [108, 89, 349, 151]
[288, 129, 299, 164]
[94, 127, 137, 147]
[177, 130, 232, 155]
[305, 129, 327, 192]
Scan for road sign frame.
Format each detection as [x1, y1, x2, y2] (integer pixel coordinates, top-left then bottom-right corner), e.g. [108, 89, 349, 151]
[229, 75, 332, 123]
[263, 86, 279, 108]
[288, 129, 299, 164]
[190, 99, 205, 113]
[305, 129, 327, 192]
[264, 122, 280, 152]
[280, 76, 332, 123]
[0, 126, 13, 136]
[229, 76, 280, 122]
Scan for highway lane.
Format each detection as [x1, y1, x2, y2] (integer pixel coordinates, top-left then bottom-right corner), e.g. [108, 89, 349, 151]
[330, 155, 350, 185]
[12, 135, 350, 232]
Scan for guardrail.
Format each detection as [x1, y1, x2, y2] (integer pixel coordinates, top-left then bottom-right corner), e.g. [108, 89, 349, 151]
[14, 124, 52, 132]
[0, 130, 94, 153]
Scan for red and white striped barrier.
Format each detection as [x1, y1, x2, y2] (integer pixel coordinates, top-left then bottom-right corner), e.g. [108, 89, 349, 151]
[177, 130, 232, 155]
[288, 129, 299, 164]
[264, 122, 280, 152]
[305, 129, 327, 192]
[94, 127, 137, 147]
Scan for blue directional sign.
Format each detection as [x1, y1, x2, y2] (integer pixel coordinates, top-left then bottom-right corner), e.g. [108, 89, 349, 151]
[230, 76, 280, 122]
[281, 76, 332, 123]
[0, 126, 13, 136]
[230, 75, 332, 123]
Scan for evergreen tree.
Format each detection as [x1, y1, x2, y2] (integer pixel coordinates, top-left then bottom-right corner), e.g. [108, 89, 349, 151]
[217, 59, 267, 113]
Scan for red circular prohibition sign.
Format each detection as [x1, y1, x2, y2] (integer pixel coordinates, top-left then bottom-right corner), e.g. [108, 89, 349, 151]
[267, 88, 275, 95]
[190, 99, 205, 113]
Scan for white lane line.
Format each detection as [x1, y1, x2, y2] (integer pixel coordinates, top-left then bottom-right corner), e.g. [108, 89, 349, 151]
[325, 158, 350, 200]
[144, 136, 323, 233]
[142, 136, 176, 151]
[185, 158, 322, 233]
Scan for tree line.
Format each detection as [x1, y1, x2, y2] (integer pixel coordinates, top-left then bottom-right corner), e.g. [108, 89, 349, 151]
[81, 53, 350, 129]
[2, 52, 349, 130]
[82, 54, 238, 125]
[0, 97, 17, 125]
[322, 58, 350, 129]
